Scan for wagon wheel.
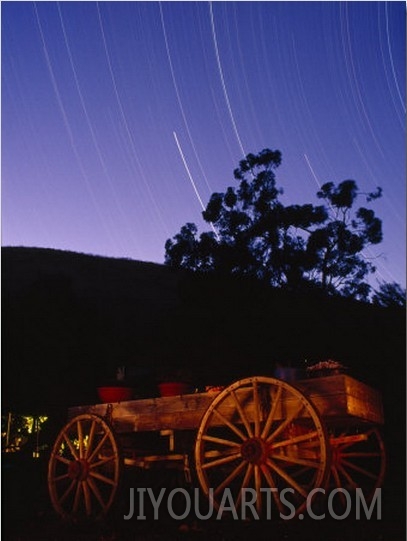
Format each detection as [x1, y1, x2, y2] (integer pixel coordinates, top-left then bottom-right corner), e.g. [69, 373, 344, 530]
[195, 377, 330, 518]
[328, 426, 386, 509]
[48, 414, 122, 522]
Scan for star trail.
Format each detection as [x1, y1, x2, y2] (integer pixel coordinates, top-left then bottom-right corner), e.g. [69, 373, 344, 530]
[2, 1, 405, 288]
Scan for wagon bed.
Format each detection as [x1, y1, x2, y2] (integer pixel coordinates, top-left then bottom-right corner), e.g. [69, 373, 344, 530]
[48, 374, 385, 522]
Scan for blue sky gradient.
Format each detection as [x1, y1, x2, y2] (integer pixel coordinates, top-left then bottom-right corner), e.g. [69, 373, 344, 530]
[2, 1, 405, 288]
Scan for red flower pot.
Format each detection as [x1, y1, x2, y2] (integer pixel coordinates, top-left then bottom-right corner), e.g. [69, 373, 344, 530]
[158, 382, 190, 397]
[97, 386, 133, 403]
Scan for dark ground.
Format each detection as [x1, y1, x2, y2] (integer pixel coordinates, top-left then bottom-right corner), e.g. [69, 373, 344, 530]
[2, 452, 405, 541]
[2, 248, 406, 539]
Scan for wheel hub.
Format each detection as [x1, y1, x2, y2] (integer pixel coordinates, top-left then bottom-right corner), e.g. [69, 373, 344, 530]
[68, 459, 90, 481]
[240, 437, 267, 464]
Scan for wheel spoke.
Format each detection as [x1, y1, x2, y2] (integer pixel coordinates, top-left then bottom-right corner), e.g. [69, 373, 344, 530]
[77, 420, 84, 459]
[266, 458, 308, 498]
[85, 420, 96, 459]
[60, 479, 77, 504]
[73, 480, 82, 513]
[235, 463, 254, 509]
[202, 452, 241, 470]
[89, 470, 116, 486]
[260, 463, 285, 514]
[214, 460, 246, 497]
[329, 467, 348, 506]
[88, 432, 109, 462]
[266, 403, 305, 444]
[253, 381, 261, 437]
[202, 434, 241, 447]
[54, 473, 71, 482]
[87, 477, 107, 512]
[331, 464, 342, 490]
[340, 458, 378, 480]
[340, 451, 382, 458]
[231, 390, 253, 437]
[270, 430, 319, 449]
[63, 432, 79, 460]
[261, 385, 282, 439]
[82, 481, 92, 516]
[55, 454, 71, 465]
[336, 463, 358, 490]
[90, 455, 116, 469]
[254, 464, 262, 513]
[270, 453, 321, 469]
[211, 409, 246, 441]
[330, 436, 368, 450]
[203, 448, 240, 459]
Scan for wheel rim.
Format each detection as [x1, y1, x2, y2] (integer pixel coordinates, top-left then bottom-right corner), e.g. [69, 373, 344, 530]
[328, 426, 385, 507]
[195, 377, 330, 518]
[48, 414, 121, 521]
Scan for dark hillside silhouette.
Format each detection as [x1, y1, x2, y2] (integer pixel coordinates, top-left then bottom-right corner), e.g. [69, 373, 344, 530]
[2, 247, 182, 411]
[2, 246, 404, 409]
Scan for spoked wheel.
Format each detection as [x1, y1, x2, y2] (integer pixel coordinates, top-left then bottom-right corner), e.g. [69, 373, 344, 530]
[328, 426, 386, 509]
[195, 377, 330, 518]
[48, 414, 122, 522]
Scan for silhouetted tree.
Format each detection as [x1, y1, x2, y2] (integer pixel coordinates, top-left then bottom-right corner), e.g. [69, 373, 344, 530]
[307, 179, 383, 298]
[372, 282, 406, 308]
[165, 148, 387, 301]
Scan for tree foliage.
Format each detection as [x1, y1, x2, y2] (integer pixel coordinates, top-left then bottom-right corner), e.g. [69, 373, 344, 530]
[165, 148, 388, 301]
[372, 282, 406, 308]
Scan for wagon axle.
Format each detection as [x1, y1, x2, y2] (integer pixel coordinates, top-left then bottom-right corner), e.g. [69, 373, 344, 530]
[240, 437, 267, 465]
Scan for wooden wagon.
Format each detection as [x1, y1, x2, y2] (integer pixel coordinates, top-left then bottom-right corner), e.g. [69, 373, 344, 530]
[47, 374, 385, 521]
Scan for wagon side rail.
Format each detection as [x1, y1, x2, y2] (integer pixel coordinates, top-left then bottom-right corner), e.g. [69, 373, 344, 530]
[66, 374, 384, 434]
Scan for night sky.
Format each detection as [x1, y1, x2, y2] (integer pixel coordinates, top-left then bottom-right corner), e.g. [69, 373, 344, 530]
[2, 1, 405, 289]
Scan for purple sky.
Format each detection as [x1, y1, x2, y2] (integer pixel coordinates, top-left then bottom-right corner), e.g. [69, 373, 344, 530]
[2, 1, 405, 288]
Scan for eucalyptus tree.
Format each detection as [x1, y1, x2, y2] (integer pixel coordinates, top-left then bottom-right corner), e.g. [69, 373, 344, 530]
[165, 148, 384, 301]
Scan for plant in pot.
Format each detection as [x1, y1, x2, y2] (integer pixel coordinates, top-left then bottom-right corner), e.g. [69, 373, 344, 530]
[97, 366, 134, 403]
[156, 368, 194, 397]
[305, 359, 347, 378]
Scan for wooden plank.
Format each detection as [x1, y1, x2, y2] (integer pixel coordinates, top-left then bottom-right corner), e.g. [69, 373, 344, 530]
[293, 375, 384, 425]
[68, 393, 216, 432]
